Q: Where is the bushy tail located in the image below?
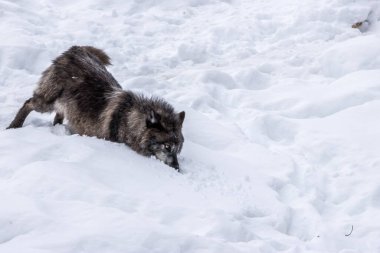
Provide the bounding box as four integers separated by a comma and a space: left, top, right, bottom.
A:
82, 46, 111, 66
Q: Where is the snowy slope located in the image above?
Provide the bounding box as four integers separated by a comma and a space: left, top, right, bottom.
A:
1, 0, 380, 252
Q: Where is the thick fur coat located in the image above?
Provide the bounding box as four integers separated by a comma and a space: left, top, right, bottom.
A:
7, 46, 185, 170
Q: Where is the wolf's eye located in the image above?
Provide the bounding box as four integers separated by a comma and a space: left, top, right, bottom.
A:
164, 144, 171, 152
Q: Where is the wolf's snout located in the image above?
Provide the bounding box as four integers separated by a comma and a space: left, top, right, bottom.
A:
170, 155, 180, 171
165, 154, 180, 171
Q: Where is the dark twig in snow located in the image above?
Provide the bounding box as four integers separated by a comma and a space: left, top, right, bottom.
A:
345, 225, 353, 237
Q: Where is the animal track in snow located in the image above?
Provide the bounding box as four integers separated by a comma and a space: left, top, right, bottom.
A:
177, 43, 208, 64
200, 70, 237, 90
234, 68, 271, 90
241, 115, 298, 145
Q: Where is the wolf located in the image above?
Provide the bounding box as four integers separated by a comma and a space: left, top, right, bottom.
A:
7, 46, 185, 171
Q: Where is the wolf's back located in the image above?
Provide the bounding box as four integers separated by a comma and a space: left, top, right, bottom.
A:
81, 46, 111, 66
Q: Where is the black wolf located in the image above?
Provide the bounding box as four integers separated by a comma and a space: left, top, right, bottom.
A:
7, 46, 185, 171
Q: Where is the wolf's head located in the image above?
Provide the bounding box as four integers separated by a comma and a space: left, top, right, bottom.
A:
145, 108, 185, 171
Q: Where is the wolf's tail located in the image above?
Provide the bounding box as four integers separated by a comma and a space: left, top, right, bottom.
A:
82, 46, 111, 66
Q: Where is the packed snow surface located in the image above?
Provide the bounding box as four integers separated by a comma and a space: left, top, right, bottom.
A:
1, 0, 380, 252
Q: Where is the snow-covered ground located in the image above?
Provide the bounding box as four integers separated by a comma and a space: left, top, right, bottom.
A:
1, 0, 380, 252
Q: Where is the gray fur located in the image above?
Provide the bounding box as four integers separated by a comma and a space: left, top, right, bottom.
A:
7, 46, 185, 171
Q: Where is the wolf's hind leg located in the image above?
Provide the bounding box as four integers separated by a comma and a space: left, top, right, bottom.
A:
7, 98, 34, 129
53, 113, 64, 125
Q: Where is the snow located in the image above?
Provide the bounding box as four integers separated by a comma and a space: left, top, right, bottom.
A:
1, 0, 380, 252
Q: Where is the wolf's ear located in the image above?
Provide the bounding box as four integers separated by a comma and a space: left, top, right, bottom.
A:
146, 110, 161, 127
178, 111, 185, 125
